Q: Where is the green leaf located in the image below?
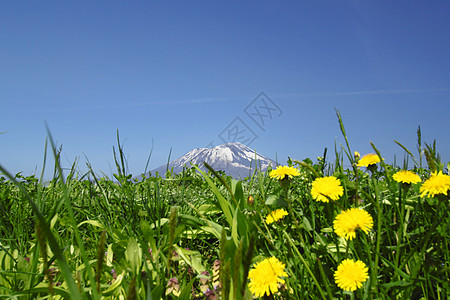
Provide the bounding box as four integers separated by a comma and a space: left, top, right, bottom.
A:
50, 213, 59, 230
197, 204, 220, 215
149, 218, 169, 229
301, 216, 313, 231
151, 284, 164, 300
174, 245, 206, 274
102, 271, 125, 296
380, 256, 411, 280
106, 244, 114, 267
200, 221, 224, 240
125, 237, 142, 275
23, 284, 72, 298
381, 280, 413, 288
195, 166, 233, 227
178, 277, 197, 300
231, 179, 245, 209
265, 194, 288, 206
77, 219, 104, 228
231, 206, 240, 246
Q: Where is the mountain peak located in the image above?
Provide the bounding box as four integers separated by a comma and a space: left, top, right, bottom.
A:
151, 142, 276, 178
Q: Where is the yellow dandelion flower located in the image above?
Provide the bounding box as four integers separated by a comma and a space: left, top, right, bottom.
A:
354, 151, 361, 159
356, 153, 381, 167
419, 171, 450, 198
333, 208, 373, 240
248, 256, 288, 298
334, 259, 369, 291
311, 176, 344, 202
269, 166, 300, 180
392, 170, 421, 184
266, 209, 289, 224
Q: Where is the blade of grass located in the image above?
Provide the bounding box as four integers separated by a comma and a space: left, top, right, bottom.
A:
335, 108, 356, 170
143, 138, 155, 176
45, 124, 100, 299
283, 230, 327, 300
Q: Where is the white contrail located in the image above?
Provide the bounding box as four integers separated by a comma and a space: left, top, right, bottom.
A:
128, 97, 228, 107
276, 88, 450, 98
11, 88, 449, 114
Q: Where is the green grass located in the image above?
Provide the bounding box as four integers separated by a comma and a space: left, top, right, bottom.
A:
0, 114, 449, 299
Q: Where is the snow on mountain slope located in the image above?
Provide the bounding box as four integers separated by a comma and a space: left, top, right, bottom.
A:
151, 142, 277, 178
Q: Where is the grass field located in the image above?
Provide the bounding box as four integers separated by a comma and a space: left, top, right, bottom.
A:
1, 113, 449, 299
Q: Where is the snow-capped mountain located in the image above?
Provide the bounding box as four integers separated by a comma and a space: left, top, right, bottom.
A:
151, 142, 277, 178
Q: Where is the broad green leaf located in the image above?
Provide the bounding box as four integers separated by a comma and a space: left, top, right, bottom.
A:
265, 194, 288, 207
195, 166, 233, 227
302, 216, 313, 231
149, 218, 169, 229
125, 237, 142, 275
231, 179, 244, 209
173, 245, 206, 274
106, 244, 114, 267
201, 220, 224, 239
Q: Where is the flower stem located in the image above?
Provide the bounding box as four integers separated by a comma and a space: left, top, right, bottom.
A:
317, 258, 334, 300
394, 184, 406, 276
371, 177, 382, 296
361, 233, 373, 300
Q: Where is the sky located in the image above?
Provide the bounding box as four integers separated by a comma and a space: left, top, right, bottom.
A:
1, 1, 449, 180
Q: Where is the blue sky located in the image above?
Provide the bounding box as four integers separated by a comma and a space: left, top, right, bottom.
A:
1, 1, 449, 180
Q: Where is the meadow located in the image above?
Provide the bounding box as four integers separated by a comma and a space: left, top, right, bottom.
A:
0, 113, 449, 299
